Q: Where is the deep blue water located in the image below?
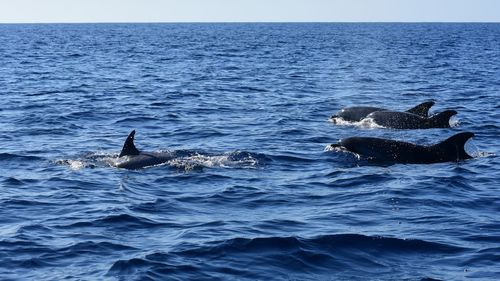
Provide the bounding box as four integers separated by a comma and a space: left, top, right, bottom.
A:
0, 23, 499, 280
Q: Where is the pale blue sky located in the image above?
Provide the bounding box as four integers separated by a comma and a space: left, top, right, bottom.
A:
0, 0, 499, 23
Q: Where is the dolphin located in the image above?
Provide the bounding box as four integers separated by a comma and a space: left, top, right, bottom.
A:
116, 130, 174, 169
331, 132, 474, 164
331, 101, 435, 122
365, 110, 457, 129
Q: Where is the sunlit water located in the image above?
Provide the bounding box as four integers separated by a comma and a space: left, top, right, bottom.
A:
1, 23, 499, 280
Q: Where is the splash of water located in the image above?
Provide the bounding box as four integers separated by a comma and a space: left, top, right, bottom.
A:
464, 139, 495, 158
449, 116, 460, 128
329, 117, 384, 129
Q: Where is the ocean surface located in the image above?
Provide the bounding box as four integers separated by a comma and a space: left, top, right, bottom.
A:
0, 23, 499, 280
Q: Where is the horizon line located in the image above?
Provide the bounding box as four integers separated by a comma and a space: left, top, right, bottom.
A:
1, 21, 500, 24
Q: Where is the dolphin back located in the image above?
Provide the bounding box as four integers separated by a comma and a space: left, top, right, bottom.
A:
116, 152, 173, 169
433, 132, 475, 161
337, 133, 475, 164
367, 111, 428, 129
332, 106, 385, 122
339, 136, 420, 162
406, 101, 435, 117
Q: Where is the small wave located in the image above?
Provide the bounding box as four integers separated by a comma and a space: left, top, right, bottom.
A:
1, 198, 52, 207
56, 241, 136, 254
62, 110, 96, 119
268, 153, 315, 163
63, 214, 170, 229
128, 198, 180, 213
0, 153, 42, 162
330, 174, 392, 187
114, 116, 159, 124
65, 53, 84, 58
107, 233, 466, 280
235, 85, 268, 93
108, 257, 205, 279
202, 186, 267, 205
149, 101, 175, 107
4, 256, 55, 269
1, 240, 135, 271
3, 177, 25, 186
3, 177, 38, 186
189, 233, 466, 256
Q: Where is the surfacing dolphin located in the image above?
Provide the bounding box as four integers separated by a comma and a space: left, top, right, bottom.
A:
116, 130, 174, 169
365, 110, 457, 129
331, 101, 435, 122
331, 132, 474, 164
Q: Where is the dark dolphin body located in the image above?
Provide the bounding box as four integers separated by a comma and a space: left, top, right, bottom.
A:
116, 130, 173, 169
331, 101, 435, 122
366, 110, 457, 129
332, 132, 474, 164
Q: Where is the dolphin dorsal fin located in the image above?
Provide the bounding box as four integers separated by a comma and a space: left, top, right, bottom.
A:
435, 132, 475, 160
429, 110, 457, 128
119, 130, 140, 157
406, 101, 435, 117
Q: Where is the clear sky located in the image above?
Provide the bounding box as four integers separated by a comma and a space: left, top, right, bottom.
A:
0, 0, 499, 23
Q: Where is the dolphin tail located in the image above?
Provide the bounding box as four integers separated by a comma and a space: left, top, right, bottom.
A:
406, 101, 435, 117
429, 110, 457, 128
119, 130, 140, 157
435, 132, 475, 160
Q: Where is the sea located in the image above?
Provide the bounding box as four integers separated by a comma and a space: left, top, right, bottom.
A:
0, 23, 499, 280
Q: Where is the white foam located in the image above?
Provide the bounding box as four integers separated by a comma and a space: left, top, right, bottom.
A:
168, 152, 259, 171
324, 144, 361, 159
56, 151, 120, 170
329, 117, 354, 126
324, 144, 341, 152
110, 155, 129, 168
55, 159, 85, 170
465, 140, 495, 158
358, 117, 385, 129
329, 117, 384, 129
449, 116, 460, 127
